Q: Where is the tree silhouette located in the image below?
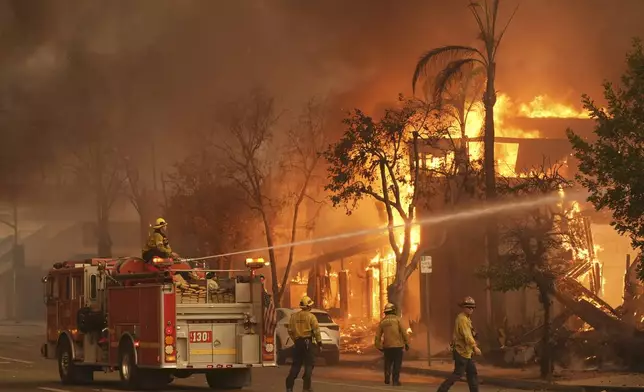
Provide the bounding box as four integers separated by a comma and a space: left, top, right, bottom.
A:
567, 39, 644, 279
324, 97, 435, 310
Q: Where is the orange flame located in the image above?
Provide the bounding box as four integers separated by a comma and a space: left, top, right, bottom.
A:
436, 94, 587, 177
365, 94, 588, 320
518, 95, 589, 119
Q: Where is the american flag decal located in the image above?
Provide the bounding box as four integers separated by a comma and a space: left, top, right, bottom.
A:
263, 290, 277, 337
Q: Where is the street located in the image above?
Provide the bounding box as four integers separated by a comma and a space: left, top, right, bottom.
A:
0, 323, 522, 392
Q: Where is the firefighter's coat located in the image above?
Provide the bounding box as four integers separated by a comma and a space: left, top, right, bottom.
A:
452, 312, 477, 359
143, 230, 172, 256
375, 314, 408, 349
287, 310, 321, 343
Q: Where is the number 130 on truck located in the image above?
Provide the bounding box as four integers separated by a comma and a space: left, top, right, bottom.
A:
40, 256, 276, 390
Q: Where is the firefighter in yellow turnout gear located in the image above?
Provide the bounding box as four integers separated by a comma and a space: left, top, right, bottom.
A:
374, 303, 409, 386
142, 218, 173, 263
285, 296, 321, 392
437, 296, 481, 392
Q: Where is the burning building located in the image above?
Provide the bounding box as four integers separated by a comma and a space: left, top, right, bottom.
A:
410, 94, 637, 358
278, 93, 637, 361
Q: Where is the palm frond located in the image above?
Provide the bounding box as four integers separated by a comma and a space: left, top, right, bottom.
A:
468, 1, 488, 42
494, 1, 521, 55
466, 64, 487, 83
412, 45, 486, 94
491, 0, 501, 34
432, 58, 485, 103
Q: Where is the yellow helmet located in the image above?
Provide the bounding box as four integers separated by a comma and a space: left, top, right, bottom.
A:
384, 303, 396, 314
153, 217, 168, 229
300, 296, 314, 309
460, 296, 476, 308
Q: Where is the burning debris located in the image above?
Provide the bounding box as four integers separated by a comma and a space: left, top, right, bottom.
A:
496, 255, 644, 371
339, 319, 378, 355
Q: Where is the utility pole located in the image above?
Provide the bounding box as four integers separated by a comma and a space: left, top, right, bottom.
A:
420, 255, 432, 366
379, 253, 385, 313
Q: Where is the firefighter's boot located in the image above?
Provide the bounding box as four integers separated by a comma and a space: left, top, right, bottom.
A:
384, 371, 391, 385
393, 381, 402, 387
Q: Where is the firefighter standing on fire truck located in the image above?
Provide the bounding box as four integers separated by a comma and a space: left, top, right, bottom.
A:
142, 218, 173, 263
285, 295, 321, 392
436, 296, 481, 392
375, 303, 409, 386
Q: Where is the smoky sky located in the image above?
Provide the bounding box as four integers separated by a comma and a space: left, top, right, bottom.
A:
1, 0, 643, 169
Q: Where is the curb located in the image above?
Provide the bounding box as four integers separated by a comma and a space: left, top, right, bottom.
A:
0, 323, 44, 327
340, 359, 588, 392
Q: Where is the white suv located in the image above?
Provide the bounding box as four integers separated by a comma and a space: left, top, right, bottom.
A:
275, 308, 340, 365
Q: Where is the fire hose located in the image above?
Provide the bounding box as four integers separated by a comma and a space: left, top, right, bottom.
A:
178, 223, 392, 263
178, 192, 566, 263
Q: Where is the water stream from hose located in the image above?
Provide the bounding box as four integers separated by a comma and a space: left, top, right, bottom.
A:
183, 190, 581, 262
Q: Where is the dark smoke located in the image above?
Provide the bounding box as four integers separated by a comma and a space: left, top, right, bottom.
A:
1, 0, 643, 179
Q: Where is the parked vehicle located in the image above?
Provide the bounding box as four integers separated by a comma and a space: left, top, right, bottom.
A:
275, 308, 340, 365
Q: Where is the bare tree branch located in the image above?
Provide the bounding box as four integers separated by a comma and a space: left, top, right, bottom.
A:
214, 88, 285, 305
278, 97, 329, 303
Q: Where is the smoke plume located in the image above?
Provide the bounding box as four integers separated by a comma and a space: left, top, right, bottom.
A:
1, 0, 643, 178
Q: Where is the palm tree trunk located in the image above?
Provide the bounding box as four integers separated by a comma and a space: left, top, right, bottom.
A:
484, 62, 501, 327
484, 64, 497, 200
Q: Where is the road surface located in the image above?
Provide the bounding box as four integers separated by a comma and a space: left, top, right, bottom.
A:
0, 322, 521, 392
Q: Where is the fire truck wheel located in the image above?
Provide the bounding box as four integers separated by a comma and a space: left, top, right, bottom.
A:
57, 338, 94, 385
118, 342, 142, 389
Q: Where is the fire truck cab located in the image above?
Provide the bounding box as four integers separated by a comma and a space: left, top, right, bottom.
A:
41, 257, 276, 390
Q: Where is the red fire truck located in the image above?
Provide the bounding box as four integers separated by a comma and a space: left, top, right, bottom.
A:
40, 256, 276, 389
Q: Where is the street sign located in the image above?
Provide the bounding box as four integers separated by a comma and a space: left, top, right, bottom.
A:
420, 256, 432, 274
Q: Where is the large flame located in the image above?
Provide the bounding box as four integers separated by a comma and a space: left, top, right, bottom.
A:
559, 188, 604, 299
434, 94, 588, 177
363, 94, 591, 321
519, 95, 589, 119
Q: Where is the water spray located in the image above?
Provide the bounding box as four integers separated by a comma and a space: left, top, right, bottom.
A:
181, 190, 583, 262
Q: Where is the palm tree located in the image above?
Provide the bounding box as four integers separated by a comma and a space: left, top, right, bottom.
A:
413, 0, 518, 197
438, 65, 485, 174
412, 0, 519, 326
